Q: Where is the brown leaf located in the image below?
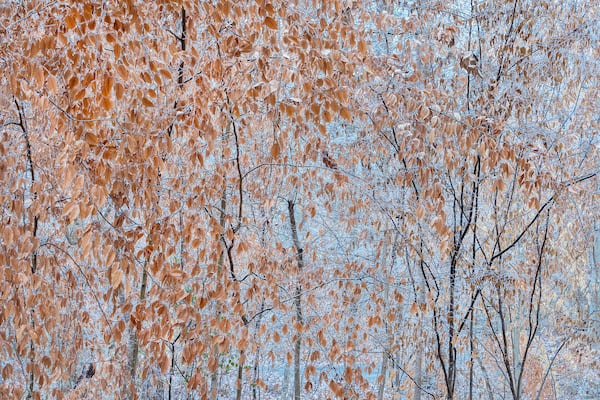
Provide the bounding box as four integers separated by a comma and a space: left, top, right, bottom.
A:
340, 107, 351, 121
416, 204, 425, 219
65, 15, 76, 30
141, 97, 154, 107
264, 16, 278, 29
322, 150, 338, 169
270, 141, 280, 159
460, 52, 482, 78
102, 76, 113, 97
84, 132, 99, 146
110, 269, 122, 290
358, 39, 367, 56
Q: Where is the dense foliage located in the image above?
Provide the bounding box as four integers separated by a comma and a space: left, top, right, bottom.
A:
0, 1, 598, 399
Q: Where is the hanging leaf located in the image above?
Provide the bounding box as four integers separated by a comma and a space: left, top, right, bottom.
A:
264, 16, 278, 29
141, 97, 154, 107
270, 140, 280, 158
111, 269, 122, 290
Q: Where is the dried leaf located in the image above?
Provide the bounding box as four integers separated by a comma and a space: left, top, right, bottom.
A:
141, 97, 154, 107
264, 16, 277, 29
111, 269, 122, 290
84, 132, 99, 146
270, 141, 280, 158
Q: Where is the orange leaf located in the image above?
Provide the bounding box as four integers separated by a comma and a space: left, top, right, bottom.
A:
160, 353, 170, 373
117, 64, 128, 80
101, 96, 112, 111
85, 132, 99, 146
111, 269, 122, 290
416, 204, 425, 219
340, 107, 351, 121
106, 246, 116, 266
114, 43, 122, 59
329, 380, 344, 397
74, 89, 86, 101
310, 350, 320, 362
115, 83, 124, 100
318, 330, 327, 347
264, 16, 277, 29
270, 141, 280, 158
410, 302, 418, 314
159, 69, 172, 79
65, 15, 76, 30
47, 75, 57, 93
208, 356, 218, 372
34, 66, 44, 88
141, 97, 154, 107
358, 39, 367, 56
102, 76, 113, 97
141, 72, 152, 84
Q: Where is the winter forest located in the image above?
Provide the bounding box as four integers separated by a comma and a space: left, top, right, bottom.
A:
0, 0, 599, 399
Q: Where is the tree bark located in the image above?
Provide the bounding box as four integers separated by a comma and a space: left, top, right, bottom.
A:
287, 200, 304, 400
282, 363, 290, 400
377, 350, 388, 400
378, 235, 398, 400
476, 352, 494, 400
252, 301, 265, 400
15, 99, 38, 400
235, 350, 245, 400
413, 335, 423, 400
210, 189, 228, 400
129, 262, 148, 399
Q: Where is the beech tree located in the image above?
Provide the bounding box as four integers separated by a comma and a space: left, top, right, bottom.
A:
0, 1, 598, 399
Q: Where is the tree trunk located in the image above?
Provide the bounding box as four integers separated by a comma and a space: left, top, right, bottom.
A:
413, 253, 426, 400
293, 326, 302, 400
210, 185, 228, 400
413, 342, 423, 400
378, 236, 397, 400
15, 99, 38, 400
512, 325, 521, 387
287, 200, 304, 400
468, 306, 474, 400
476, 352, 494, 400
250, 300, 266, 400
282, 362, 290, 400
235, 350, 245, 400
592, 222, 599, 318
129, 263, 148, 399
377, 351, 388, 400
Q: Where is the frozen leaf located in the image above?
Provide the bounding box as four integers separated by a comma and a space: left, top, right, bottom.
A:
264, 16, 277, 29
